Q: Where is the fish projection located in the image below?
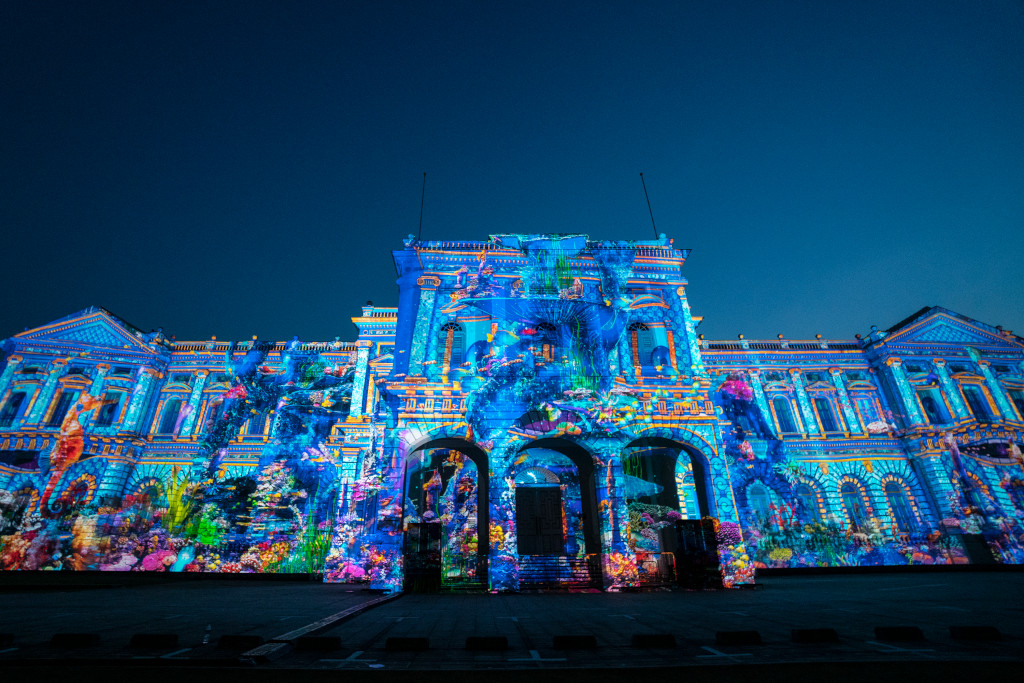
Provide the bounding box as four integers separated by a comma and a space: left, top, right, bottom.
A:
2, 234, 1023, 587
0, 338, 356, 574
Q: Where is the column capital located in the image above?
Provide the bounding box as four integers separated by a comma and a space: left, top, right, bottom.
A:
885, 357, 903, 368
788, 368, 803, 377
978, 359, 991, 369
195, 369, 210, 378
94, 364, 111, 374
6, 355, 23, 365
828, 367, 843, 376
932, 358, 947, 368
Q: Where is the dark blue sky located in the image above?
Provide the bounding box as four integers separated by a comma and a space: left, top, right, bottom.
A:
2, 1, 1022, 343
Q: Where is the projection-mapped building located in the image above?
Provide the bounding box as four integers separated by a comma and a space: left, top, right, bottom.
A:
1, 234, 1023, 589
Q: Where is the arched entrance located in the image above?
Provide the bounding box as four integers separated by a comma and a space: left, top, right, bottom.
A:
402, 438, 488, 591
621, 437, 717, 587
512, 438, 602, 588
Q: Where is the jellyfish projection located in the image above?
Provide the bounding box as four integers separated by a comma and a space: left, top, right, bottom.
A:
2, 235, 1020, 579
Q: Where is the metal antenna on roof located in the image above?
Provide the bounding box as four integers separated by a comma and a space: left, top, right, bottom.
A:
640, 172, 658, 239
417, 172, 426, 241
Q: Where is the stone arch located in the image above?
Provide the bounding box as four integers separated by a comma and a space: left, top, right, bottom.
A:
878, 472, 922, 533
125, 463, 174, 496
402, 435, 490, 586
793, 476, 828, 523
513, 436, 602, 559
836, 474, 874, 525
624, 426, 721, 519
129, 476, 166, 503
58, 472, 97, 508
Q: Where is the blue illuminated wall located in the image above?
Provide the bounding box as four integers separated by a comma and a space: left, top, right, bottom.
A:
1, 235, 1023, 588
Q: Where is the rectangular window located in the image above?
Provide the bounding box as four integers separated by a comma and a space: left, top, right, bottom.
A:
95, 393, 121, 427
46, 391, 77, 428
962, 385, 992, 421
917, 388, 950, 425
813, 397, 839, 432
0, 392, 27, 428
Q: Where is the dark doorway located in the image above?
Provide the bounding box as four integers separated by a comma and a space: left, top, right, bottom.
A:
515, 486, 563, 555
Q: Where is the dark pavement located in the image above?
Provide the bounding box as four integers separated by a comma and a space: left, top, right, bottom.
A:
1, 570, 1022, 680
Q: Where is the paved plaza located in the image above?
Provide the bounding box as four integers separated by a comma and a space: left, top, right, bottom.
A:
0, 569, 1022, 680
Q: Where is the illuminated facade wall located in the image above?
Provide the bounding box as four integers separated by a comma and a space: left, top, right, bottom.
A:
1, 233, 1023, 589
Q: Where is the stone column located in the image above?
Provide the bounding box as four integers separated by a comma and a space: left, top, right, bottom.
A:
932, 359, 968, 420
678, 291, 705, 375
884, 358, 925, 426
829, 368, 861, 433
349, 341, 372, 418
978, 361, 1017, 420
25, 359, 68, 423
748, 370, 776, 437
789, 369, 820, 436
122, 368, 160, 433
0, 355, 23, 400
408, 277, 439, 375
177, 370, 208, 437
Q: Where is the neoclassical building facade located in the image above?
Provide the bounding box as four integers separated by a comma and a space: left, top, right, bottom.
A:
1, 233, 1022, 588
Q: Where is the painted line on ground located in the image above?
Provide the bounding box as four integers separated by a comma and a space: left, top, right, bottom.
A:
242, 591, 403, 661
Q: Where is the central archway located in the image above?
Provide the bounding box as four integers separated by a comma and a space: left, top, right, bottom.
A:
512, 437, 602, 588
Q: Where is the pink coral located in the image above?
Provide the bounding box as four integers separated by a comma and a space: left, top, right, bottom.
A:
140, 549, 176, 571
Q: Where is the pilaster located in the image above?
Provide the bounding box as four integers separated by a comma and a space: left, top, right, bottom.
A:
122, 368, 160, 433
349, 341, 372, 418
25, 359, 69, 423
178, 370, 208, 437
829, 368, 861, 433
932, 359, 968, 420
884, 358, 925, 426
408, 277, 439, 375
978, 360, 1017, 421
0, 355, 23, 399
748, 370, 776, 437
789, 369, 820, 436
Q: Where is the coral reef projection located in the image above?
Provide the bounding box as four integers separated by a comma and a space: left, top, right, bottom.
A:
1, 233, 1023, 589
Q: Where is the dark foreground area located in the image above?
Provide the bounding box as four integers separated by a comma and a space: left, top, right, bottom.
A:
1, 570, 1022, 681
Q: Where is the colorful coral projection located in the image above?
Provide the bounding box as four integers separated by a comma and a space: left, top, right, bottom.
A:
1, 234, 1023, 589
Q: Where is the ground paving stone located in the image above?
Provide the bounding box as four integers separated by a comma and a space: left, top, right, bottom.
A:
0, 571, 1021, 677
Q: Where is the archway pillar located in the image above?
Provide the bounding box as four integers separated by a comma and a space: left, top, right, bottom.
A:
598, 453, 639, 588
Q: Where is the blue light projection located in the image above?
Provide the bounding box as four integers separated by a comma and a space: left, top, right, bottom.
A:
1, 235, 1023, 589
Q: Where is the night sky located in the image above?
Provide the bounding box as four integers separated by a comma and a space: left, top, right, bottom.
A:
2, 1, 1022, 345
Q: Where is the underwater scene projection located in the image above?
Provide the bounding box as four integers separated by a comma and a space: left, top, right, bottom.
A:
0, 339, 356, 574
2, 233, 1023, 589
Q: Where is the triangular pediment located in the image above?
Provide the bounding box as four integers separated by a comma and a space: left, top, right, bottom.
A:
13, 307, 152, 352
885, 307, 1014, 349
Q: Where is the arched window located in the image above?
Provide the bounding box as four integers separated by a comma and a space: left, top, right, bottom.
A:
628, 322, 654, 366
840, 482, 866, 526
0, 391, 27, 428
795, 484, 821, 523
747, 482, 773, 519
814, 397, 839, 432
438, 322, 465, 368
884, 481, 916, 532
773, 397, 797, 433
962, 385, 992, 420
157, 398, 183, 434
